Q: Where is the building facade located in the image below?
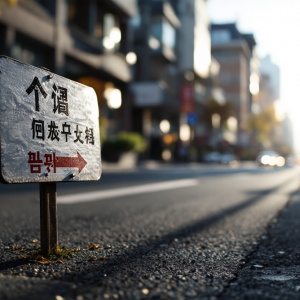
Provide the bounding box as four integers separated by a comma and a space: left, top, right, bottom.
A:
211, 23, 258, 152
130, 0, 217, 161
130, 0, 181, 160
0, 0, 137, 139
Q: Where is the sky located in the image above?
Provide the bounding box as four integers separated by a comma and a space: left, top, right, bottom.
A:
207, 0, 300, 152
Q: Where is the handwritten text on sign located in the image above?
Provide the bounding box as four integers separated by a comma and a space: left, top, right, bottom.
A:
0, 56, 101, 184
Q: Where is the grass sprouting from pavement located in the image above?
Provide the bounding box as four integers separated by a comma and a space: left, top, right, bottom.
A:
49, 245, 76, 259
18, 245, 76, 262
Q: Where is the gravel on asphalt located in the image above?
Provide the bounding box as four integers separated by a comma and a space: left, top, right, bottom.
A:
0, 167, 299, 299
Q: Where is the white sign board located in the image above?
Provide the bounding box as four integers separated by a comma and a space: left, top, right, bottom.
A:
0, 56, 101, 184
131, 82, 163, 106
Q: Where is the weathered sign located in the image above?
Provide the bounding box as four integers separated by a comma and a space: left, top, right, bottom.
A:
0, 56, 101, 184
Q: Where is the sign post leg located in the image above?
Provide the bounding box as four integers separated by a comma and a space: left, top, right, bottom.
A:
39, 182, 58, 257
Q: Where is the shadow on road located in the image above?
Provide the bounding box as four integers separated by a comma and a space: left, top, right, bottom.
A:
0, 175, 296, 285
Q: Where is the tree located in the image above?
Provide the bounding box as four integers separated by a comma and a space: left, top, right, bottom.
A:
247, 105, 278, 146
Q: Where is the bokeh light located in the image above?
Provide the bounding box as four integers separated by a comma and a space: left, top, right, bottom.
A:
162, 149, 172, 161
160, 120, 170, 134
126, 52, 137, 65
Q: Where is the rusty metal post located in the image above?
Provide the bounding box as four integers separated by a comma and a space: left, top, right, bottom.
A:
39, 183, 58, 256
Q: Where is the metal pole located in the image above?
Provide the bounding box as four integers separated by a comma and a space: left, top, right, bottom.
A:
39, 182, 58, 256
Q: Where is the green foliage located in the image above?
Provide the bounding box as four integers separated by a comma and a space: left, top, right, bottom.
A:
117, 131, 147, 153
102, 131, 147, 162
247, 105, 279, 144
50, 246, 76, 258
99, 117, 108, 144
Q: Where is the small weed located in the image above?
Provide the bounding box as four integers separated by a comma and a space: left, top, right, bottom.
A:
18, 245, 76, 262
49, 246, 76, 259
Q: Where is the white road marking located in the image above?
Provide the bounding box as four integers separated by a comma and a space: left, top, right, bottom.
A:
57, 179, 199, 204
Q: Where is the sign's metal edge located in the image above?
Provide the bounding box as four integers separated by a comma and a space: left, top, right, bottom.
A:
0, 56, 102, 184
0, 169, 102, 184
0, 63, 8, 184
0, 142, 9, 184
0, 56, 91, 90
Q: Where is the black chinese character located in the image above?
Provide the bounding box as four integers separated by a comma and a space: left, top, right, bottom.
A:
61, 122, 71, 142
74, 125, 83, 144
32, 119, 45, 140
85, 127, 94, 145
52, 84, 69, 116
26, 77, 47, 112
48, 121, 60, 141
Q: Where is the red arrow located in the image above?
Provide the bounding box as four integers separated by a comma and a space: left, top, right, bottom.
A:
55, 152, 87, 174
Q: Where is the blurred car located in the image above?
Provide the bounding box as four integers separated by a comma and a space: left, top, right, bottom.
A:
256, 151, 285, 167
219, 154, 238, 165
203, 152, 220, 163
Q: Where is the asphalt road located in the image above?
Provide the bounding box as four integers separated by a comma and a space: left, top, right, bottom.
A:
0, 163, 299, 300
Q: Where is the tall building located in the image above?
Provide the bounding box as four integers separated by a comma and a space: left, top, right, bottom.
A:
211, 23, 258, 150
282, 116, 294, 154
130, 0, 217, 161
258, 55, 280, 113
176, 0, 211, 79
260, 55, 280, 100
176, 0, 230, 158
130, 0, 181, 160
0, 0, 137, 137
259, 55, 293, 154
258, 74, 275, 109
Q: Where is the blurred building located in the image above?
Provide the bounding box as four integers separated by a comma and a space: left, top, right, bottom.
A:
260, 55, 280, 100
176, 0, 216, 160
282, 116, 294, 153
130, 0, 216, 161
211, 23, 258, 151
259, 55, 293, 154
130, 0, 181, 160
258, 55, 280, 110
259, 74, 275, 109
176, 0, 211, 79
0, 0, 137, 137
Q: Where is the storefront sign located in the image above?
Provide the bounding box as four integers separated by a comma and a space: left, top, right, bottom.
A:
180, 83, 194, 113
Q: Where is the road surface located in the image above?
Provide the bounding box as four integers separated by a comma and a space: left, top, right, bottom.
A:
0, 163, 299, 299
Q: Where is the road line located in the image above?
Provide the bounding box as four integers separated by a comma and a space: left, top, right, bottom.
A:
57, 178, 199, 204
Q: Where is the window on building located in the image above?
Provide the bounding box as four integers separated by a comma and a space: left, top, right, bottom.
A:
92, 3, 121, 52
68, 0, 89, 33
102, 13, 121, 52
32, 0, 56, 16
151, 16, 163, 42
11, 33, 51, 68
162, 18, 176, 49
211, 29, 231, 45
213, 50, 237, 59
130, 7, 141, 28
94, 9, 103, 39
150, 16, 176, 51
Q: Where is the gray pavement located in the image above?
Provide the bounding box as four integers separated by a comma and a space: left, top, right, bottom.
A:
0, 164, 299, 299
222, 182, 300, 300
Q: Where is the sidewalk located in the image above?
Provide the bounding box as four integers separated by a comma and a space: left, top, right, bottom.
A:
221, 186, 300, 299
